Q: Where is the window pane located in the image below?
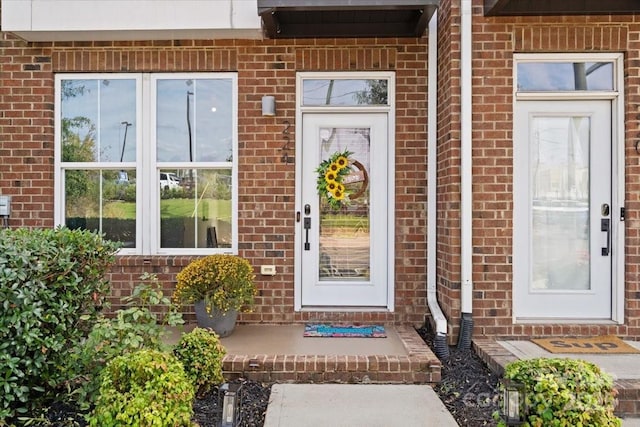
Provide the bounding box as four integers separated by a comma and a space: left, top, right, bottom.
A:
318, 127, 371, 281
61, 79, 137, 162
303, 79, 388, 106
531, 116, 590, 291
159, 169, 232, 249
64, 169, 137, 248
156, 79, 233, 162
517, 62, 613, 91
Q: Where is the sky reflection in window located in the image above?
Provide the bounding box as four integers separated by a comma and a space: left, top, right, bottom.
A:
156, 78, 233, 163
517, 62, 613, 91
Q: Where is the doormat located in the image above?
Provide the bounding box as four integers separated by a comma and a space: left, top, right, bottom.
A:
531, 336, 640, 354
303, 324, 386, 338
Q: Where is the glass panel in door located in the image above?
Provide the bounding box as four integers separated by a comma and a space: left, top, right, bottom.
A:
531, 116, 590, 291
319, 127, 371, 282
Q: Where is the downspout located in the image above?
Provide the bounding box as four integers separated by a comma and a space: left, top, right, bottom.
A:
427, 9, 450, 359
457, 0, 474, 350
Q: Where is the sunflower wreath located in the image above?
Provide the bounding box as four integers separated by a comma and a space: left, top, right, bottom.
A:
316, 149, 353, 210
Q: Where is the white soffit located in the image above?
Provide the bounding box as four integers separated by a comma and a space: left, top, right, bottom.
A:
1, 0, 262, 41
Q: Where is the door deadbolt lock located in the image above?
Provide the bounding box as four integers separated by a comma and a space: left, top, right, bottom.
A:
601, 203, 610, 216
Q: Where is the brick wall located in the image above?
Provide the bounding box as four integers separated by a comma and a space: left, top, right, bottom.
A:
435, 0, 464, 342
0, 34, 55, 228
0, 32, 430, 325
437, 0, 640, 340
6, 0, 637, 338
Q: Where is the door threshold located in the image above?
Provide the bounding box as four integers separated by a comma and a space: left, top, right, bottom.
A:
514, 317, 617, 324
299, 306, 391, 312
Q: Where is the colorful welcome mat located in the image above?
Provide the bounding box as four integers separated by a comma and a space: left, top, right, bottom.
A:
304, 324, 386, 338
532, 336, 640, 354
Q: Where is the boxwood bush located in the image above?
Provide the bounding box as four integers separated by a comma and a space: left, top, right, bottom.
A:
89, 349, 195, 426
0, 227, 119, 421
174, 327, 227, 396
499, 358, 621, 427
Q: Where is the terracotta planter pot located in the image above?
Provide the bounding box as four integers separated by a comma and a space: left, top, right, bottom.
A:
194, 300, 238, 337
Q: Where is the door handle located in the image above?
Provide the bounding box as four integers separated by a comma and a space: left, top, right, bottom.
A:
304, 217, 311, 251
601, 218, 610, 256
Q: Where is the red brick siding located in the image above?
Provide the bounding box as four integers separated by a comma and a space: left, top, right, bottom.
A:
0, 34, 429, 325
0, 35, 55, 228
436, 0, 464, 342
436, 0, 640, 340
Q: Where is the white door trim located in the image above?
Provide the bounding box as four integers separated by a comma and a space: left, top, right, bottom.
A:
293, 72, 395, 311
512, 53, 625, 323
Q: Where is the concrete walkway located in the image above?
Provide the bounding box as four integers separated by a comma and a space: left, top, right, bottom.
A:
264, 384, 458, 427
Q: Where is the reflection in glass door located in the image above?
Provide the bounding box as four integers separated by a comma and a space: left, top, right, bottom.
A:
318, 127, 371, 281
531, 116, 590, 292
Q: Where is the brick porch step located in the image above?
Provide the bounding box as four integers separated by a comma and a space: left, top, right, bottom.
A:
615, 379, 640, 418
221, 325, 442, 384
474, 338, 640, 418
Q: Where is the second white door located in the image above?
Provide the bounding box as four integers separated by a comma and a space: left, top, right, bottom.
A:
514, 100, 613, 319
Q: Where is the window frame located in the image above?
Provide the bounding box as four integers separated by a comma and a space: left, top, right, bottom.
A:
54, 72, 238, 256
513, 52, 622, 99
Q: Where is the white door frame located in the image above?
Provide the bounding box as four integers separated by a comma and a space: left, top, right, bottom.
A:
293, 71, 396, 311
512, 53, 625, 323
514, 100, 612, 319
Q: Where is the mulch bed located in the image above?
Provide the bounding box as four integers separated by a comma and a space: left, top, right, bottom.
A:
33, 324, 501, 426
192, 379, 271, 427
417, 325, 501, 427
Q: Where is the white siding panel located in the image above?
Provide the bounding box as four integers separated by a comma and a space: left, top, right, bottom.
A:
1, 0, 262, 41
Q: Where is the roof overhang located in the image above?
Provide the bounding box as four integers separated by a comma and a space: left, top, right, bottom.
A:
258, 0, 439, 39
485, 0, 640, 16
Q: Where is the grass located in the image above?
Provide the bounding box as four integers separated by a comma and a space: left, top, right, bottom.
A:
102, 198, 231, 220
103, 200, 136, 219
321, 213, 369, 229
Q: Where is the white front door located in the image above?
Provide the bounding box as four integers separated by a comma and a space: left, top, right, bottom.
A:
299, 113, 389, 307
514, 100, 612, 319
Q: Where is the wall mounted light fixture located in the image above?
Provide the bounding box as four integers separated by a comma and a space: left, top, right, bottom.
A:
262, 95, 276, 116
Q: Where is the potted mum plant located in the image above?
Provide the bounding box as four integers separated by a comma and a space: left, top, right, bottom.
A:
173, 254, 256, 337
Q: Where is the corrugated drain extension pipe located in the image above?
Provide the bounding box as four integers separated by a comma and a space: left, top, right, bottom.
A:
427, 10, 449, 360
457, 0, 474, 350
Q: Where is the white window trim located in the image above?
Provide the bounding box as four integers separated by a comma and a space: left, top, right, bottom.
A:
293, 71, 396, 312
55, 72, 238, 256
512, 53, 625, 324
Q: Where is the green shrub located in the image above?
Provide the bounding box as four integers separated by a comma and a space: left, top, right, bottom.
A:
174, 327, 227, 395
89, 349, 195, 426
498, 358, 621, 427
160, 187, 192, 200
72, 273, 184, 408
0, 227, 119, 421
